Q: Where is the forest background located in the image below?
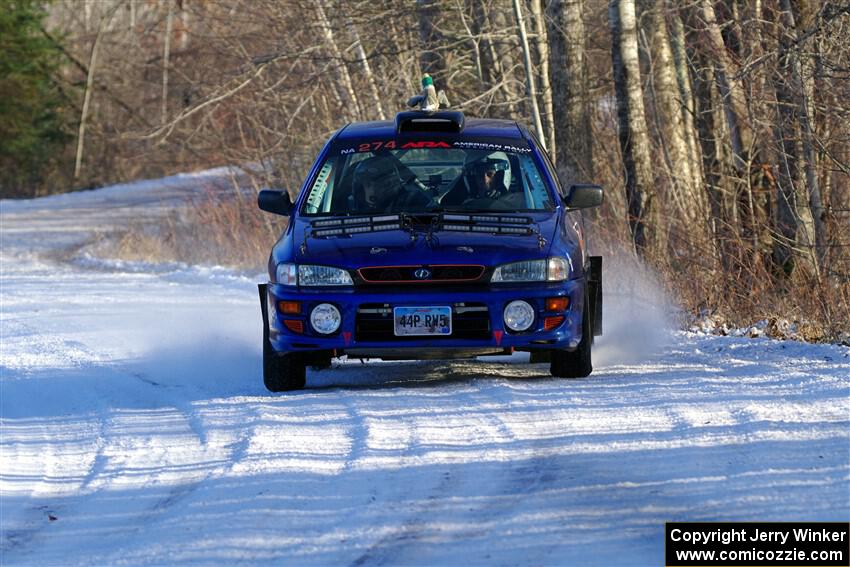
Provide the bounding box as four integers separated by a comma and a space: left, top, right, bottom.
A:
1, 0, 848, 339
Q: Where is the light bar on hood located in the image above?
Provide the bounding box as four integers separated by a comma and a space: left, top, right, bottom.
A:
311, 214, 402, 237
439, 213, 534, 235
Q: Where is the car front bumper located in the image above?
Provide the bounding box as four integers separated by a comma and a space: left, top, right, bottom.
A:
262, 280, 586, 357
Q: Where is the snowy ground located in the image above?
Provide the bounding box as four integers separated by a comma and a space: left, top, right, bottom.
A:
1, 173, 848, 566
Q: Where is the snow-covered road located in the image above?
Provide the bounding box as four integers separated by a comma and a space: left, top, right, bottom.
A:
2, 174, 848, 566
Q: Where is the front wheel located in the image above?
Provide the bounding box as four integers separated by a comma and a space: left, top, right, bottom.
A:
549, 291, 593, 378
259, 283, 306, 392
263, 349, 307, 392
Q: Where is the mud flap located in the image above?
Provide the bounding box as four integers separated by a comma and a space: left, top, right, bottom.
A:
588, 256, 602, 336
529, 351, 552, 363
258, 283, 271, 352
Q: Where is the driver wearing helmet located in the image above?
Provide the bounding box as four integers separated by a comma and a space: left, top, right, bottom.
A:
352, 156, 433, 212
440, 151, 510, 207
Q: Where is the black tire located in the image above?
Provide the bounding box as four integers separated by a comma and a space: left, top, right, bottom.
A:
550, 288, 593, 378
263, 335, 306, 392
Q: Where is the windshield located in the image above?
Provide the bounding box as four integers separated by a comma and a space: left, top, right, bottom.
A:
301, 146, 554, 216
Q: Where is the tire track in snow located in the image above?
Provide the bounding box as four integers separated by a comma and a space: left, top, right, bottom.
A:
347, 373, 541, 566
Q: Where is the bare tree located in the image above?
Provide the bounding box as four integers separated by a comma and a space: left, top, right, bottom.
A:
417, 0, 446, 78
648, 0, 706, 228
73, 4, 120, 179
347, 16, 386, 121
776, 0, 828, 273
610, 0, 655, 254
697, 0, 764, 264
489, 1, 523, 116
547, 0, 592, 180
315, 0, 361, 122
161, 0, 175, 124
667, 4, 703, 208
511, 0, 545, 143
530, 0, 556, 154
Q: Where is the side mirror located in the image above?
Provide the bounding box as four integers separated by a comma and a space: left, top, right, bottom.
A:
565, 184, 603, 209
258, 189, 293, 216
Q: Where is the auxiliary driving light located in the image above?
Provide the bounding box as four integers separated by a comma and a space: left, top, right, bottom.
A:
310, 303, 341, 334
503, 300, 535, 332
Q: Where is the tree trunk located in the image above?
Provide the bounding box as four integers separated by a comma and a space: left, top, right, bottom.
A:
698, 0, 761, 262
772, 0, 826, 276
469, 0, 499, 90
75, 14, 107, 179
547, 0, 592, 181
668, 5, 703, 197
347, 16, 385, 121
610, 0, 655, 255
315, 0, 361, 122
650, 0, 706, 226
691, 42, 730, 273
772, 70, 802, 277
416, 0, 446, 78
162, 0, 174, 124
490, 2, 522, 116
511, 0, 545, 144
530, 0, 556, 155
782, 0, 827, 273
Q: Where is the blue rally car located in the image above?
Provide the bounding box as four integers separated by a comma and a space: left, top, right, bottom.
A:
257, 110, 602, 391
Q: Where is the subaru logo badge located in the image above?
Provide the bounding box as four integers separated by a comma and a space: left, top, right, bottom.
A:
413, 268, 432, 280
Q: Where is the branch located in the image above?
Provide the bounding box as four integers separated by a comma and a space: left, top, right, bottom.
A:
139, 62, 271, 143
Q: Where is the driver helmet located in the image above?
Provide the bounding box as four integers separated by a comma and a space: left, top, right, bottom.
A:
353, 157, 399, 208
466, 151, 510, 193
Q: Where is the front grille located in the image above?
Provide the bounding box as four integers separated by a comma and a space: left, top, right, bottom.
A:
358, 265, 485, 283
355, 303, 491, 341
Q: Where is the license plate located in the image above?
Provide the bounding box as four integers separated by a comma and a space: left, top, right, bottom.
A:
393, 306, 452, 336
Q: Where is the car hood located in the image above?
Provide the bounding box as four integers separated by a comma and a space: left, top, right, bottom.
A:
291, 213, 560, 269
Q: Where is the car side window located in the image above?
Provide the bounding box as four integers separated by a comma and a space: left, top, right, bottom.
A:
304, 158, 337, 214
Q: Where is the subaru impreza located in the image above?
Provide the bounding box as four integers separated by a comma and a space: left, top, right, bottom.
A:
258, 110, 602, 391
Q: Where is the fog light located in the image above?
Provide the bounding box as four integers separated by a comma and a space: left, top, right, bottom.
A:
503, 300, 534, 332
310, 303, 341, 334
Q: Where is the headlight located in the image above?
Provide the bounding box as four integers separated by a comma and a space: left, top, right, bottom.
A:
491, 259, 546, 282
298, 265, 353, 286
275, 263, 353, 286
276, 263, 297, 285
491, 257, 570, 282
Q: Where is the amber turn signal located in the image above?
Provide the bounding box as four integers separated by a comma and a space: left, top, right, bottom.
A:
283, 319, 304, 333
279, 301, 301, 314
545, 297, 569, 312
544, 316, 565, 331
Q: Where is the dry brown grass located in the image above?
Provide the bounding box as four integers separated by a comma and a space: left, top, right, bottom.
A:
103, 183, 849, 344
585, 210, 850, 343
97, 187, 287, 271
